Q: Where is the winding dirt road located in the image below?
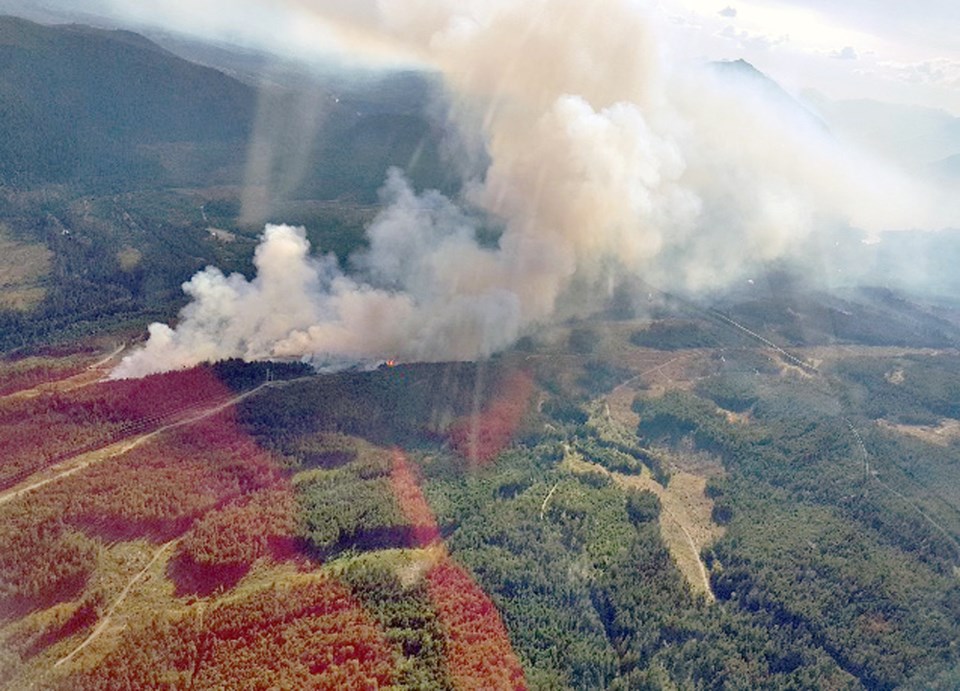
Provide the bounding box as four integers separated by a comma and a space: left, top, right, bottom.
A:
54, 540, 176, 668
1, 343, 127, 402
0, 379, 294, 507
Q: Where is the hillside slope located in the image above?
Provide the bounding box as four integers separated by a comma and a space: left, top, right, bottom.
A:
0, 16, 255, 187
0, 16, 454, 197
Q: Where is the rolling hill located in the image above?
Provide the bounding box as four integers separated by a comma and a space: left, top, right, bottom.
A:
0, 16, 255, 187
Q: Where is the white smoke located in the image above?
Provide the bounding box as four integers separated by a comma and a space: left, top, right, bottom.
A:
112, 173, 527, 378
113, 0, 956, 378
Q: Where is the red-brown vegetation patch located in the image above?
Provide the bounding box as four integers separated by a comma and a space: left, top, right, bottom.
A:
55, 410, 283, 542
390, 450, 440, 547
170, 487, 301, 596
0, 403, 287, 622
0, 366, 235, 491
67, 577, 396, 689
70, 366, 234, 425
166, 556, 251, 599
0, 397, 127, 491
7, 598, 100, 659
1, 405, 283, 545
448, 371, 534, 466
426, 558, 527, 690
0, 514, 97, 619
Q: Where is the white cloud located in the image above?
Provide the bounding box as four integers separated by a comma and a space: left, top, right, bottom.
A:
717, 23, 787, 51
868, 58, 960, 88
661, 0, 960, 112
718, 6, 737, 18
765, 0, 960, 59
830, 46, 858, 60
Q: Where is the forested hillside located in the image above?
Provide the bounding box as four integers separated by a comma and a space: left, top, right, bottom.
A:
0, 16, 253, 187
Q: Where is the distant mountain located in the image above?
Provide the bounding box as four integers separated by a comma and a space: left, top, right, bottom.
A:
802, 91, 960, 169
711, 59, 795, 102
711, 65, 960, 172
710, 59, 825, 130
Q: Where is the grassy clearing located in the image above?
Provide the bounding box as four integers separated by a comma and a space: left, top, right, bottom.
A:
878, 417, 960, 447
0, 223, 52, 311
322, 545, 447, 587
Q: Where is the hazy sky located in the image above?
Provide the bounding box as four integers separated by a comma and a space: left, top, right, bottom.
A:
5, 0, 960, 113
663, 0, 960, 112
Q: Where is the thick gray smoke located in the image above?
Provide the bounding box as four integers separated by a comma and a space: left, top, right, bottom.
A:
112, 0, 955, 378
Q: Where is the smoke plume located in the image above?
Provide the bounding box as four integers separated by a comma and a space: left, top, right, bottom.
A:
113, 0, 954, 378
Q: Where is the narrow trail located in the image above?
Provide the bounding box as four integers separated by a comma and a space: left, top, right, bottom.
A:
539, 481, 560, 520
874, 473, 960, 560
86, 343, 127, 371
0, 379, 298, 507
609, 355, 685, 400
604, 354, 693, 431
562, 446, 720, 601
845, 417, 960, 560
624, 470, 720, 602
658, 504, 715, 601
706, 309, 817, 373
1, 343, 126, 402
591, 364, 720, 600
55, 540, 175, 668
